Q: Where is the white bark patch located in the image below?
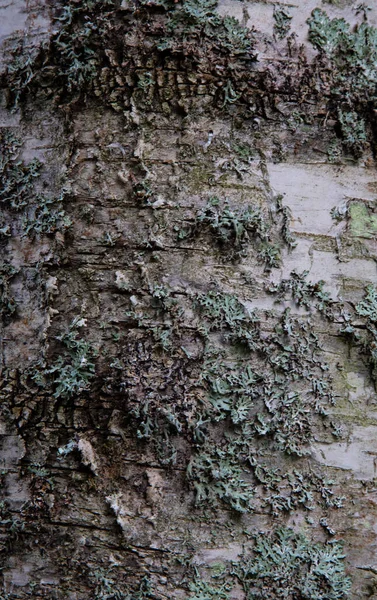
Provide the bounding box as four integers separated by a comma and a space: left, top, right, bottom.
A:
77, 439, 99, 476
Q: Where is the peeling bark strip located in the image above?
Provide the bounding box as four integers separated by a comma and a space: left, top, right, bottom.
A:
1, 0, 377, 597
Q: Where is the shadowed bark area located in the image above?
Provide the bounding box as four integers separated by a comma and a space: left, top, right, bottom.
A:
1, 1, 377, 598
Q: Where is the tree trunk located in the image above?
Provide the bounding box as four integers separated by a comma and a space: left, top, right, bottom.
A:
1, 0, 377, 598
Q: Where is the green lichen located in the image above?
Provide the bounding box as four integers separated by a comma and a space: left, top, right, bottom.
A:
273, 6, 292, 40
22, 191, 71, 238
330, 202, 349, 222
4, 0, 115, 107
195, 290, 252, 333
0, 0, 361, 593
157, 0, 255, 57
112, 271, 340, 513
255, 466, 344, 515
3, 0, 255, 112
177, 197, 273, 264
337, 110, 367, 156
339, 285, 377, 386
308, 8, 377, 155
348, 202, 377, 239
236, 528, 351, 600
189, 283, 339, 508
0, 130, 42, 210
187, 441, 254, 513
92, 570, 157, 599
178, 196, 295, 268
0, 130, 70, 238
3, 39, 40, 110
189, 576, 231, 599
0, 263, 18, 322
308, 9, 350, 54
356, 285, 377, 321
203, 361, 259, 425
266, 271, 333, 317
47, 317, 97, 398
353, 285, 377, 384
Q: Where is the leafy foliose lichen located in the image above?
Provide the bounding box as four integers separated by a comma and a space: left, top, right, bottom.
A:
188, 283, 339, 507
178, 197, 269, 260
47, 317, 97, 398
0, 263, 18, 322
254, 467, 344, 516
352, 285, 377, 384
3, 38, 41, 110
3, 0, 116, 108
156, 0, 256, 57
356, 284, 377, 322
266, 270, 334, 317
91, 569, 157, 599
337, 109, 367, 156
195, 290, 263, 351
187, 441, 254, 513
188, 576, 231, 599
307, 9, 350, 55
0, 130, 70, 238
178, 196, 294, 268
3, 0, 256, 111
21, 191, 72, 239
307, 8, 377, 155
273, 6, 292, 40
113, 272, 340, 511
195, 290, 252, 332
0, 130, 42, 210
338, 285, 377, 386
236, 528, 351, 600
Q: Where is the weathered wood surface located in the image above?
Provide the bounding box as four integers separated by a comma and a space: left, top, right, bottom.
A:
1, 0, 377, 598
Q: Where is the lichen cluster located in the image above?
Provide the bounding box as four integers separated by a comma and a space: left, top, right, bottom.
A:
2, 0, 376, 597
0, 129, 70, 242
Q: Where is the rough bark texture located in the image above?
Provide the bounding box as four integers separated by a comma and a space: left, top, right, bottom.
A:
2, 0, 377, 598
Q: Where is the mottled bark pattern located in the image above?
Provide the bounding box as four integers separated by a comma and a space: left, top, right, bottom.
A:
1, 1, 377, 598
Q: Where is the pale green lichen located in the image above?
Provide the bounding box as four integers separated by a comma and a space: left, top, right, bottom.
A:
308, 8, 377, 155
177, 197, 274, 264
189, 576, 231, 600
273, 5, 292, 39
236, 528, 351, 600
0, 129, 70, 237
47, 317, 97, 398
0, 262, 18, 321
348, 202, 377, 239
0, 130, 42, 210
